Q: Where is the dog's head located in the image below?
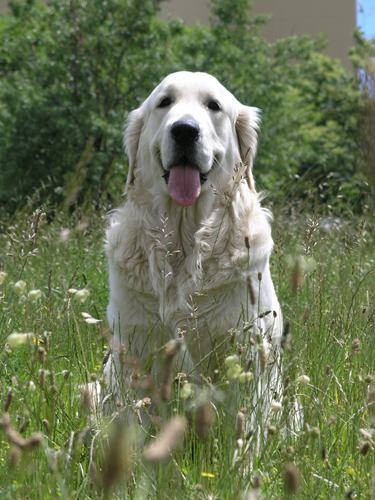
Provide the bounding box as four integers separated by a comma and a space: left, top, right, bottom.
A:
125, 71, 260, 206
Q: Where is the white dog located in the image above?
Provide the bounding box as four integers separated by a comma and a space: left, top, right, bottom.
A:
104, 72, 293, 436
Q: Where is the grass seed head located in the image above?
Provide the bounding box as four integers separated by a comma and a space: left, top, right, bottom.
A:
359, 441, 371, 455
191, 402, 215, 440
284, 462, 301, 494
161, 339, 181, 401
352, 338, 361, 354
246, 276, 256, 306
4, 389, 12, 412
144, 416, 187, 463
235, 411, 245, 439
93, 421, 131, 493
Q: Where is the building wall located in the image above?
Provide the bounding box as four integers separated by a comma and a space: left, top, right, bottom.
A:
160, 0, 356, 68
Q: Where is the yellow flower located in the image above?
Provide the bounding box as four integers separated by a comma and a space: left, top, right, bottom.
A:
201, 471, 215, 478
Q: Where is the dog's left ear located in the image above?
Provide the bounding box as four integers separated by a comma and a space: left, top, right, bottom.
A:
124, 107, 144, 190
235, 106, 260, 191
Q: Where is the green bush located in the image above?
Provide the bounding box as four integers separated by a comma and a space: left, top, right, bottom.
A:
0, 0, 372, 213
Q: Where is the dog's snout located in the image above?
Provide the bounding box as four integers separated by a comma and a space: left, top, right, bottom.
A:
170, 119, 200, 144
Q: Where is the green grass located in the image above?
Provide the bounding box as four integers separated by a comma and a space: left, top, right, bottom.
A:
0, 206, 374, 499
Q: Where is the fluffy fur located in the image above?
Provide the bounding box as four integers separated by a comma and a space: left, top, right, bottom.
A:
104, 72, 293, 434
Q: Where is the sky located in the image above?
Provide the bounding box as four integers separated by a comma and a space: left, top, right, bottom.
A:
357, 0, 375, 39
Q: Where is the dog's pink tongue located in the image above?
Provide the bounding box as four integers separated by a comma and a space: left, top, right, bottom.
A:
167, 165, 201, 206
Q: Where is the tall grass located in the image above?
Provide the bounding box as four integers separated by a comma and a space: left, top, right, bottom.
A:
0, 205, 373, 498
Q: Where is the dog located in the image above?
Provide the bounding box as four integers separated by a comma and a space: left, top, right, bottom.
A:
104, 72, 297, 439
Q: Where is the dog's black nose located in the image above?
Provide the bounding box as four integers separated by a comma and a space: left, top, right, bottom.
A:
170, 119, 200, 144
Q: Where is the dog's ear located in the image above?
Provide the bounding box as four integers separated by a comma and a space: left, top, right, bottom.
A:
235, 106, 260, 191
124, 107, 144, 189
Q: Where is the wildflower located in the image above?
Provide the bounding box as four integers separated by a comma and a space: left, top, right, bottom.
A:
0, 271, 7, 285
6, 332, 34, 347
226, 363, 243, 380
201, 471, 216, 478
180, 382, 193, 400
224, 354, 240, 367
14, 280, 27, 294
271, 401, 282, 413
27, 381, 36, 392
59, 228, 70, 242
74, 288, 90, 304
28, 289, 42, 301
134, 399, 145, 410
297, 375, 310, 385
238, 371, 254, 383
81, 312, 102, 324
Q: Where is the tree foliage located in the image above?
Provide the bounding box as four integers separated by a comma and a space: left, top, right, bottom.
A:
0, 0, 372, 213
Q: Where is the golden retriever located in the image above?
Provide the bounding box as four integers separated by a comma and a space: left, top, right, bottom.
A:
103, 72, 297, 436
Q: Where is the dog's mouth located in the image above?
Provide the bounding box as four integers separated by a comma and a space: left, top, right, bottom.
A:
163, 164, 202, 207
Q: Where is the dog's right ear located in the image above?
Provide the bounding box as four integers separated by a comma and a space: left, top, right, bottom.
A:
124, 107, 144, 190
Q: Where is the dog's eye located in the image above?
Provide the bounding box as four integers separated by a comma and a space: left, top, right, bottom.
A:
207, 100, 221, 112
157, 96, 172, 108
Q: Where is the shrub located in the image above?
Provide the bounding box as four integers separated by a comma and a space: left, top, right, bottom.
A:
0, 0, 372, 213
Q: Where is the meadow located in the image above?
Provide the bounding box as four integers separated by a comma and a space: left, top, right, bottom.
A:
0, 202, 373, 499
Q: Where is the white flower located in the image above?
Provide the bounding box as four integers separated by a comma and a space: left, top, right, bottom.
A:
224, 355, 240, 367
59, 228, 70, 242
14, 280, 27, 294
74, 288, 90, 303
81, 312, 101, 324
297, 375, 310, 385
271, 401, 283, 413
180, 383, 193, 400
67, 288, 78, 295
134, 399, 145, 409
226, 364, 243, 380
27, 381, 36, 392
28, 289, 42, 301
6, 332, 34, 347
238, 371, 254, 383
0, 271, 7, 285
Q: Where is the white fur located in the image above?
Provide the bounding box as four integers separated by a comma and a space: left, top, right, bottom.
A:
104, 72, 294, 435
